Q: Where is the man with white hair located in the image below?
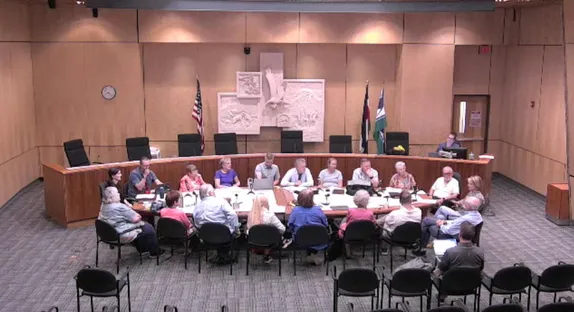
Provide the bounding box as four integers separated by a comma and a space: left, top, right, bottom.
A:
193, 184, 240, 264
280, 158, 314, 187
429, 166, 459, 206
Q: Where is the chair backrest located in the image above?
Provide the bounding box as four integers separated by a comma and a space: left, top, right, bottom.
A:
198, 222, 233, 245
281, 130, 304, 153
164, 305, 179, 312
41, 307, 59, 312
99, 182, 107, 201
126, 137, 151, 161
329, 135, 352, 153
390, 268, 431, 293
63, 139, 91, 167
95, 219, 120, 243
102, 306, 119, 312
214, 133, 238, 155
390, 222, 422, 244
337, 268, 379, 293
248, 224, 282, 247
453, 172, 462, 189
540, 263, 574, 289
75, 267, 118, 294
481, 304, 523, 312
385, 132, 409, 155
439, 267, 482, 295
157, 217, 188, 239
473, 222, 483, 246
294, 224, 329, 247
537, 302, 574, 312
343, 220, 377, 242
178, 133, 202, 157
491, 265, 531, 291
427, 308, 467, 312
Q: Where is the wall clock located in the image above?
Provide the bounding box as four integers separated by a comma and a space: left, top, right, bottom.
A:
101, 85, 117, 100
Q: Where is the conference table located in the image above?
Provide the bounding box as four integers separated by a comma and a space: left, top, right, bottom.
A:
42, 153, 493, 228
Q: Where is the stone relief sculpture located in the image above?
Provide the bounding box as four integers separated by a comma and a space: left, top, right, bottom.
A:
218, 52, 325, 141
236, 72, 262, 98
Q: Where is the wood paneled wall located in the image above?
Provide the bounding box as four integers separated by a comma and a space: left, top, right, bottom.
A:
563, 0, 574, 217
0, 0, 39, 208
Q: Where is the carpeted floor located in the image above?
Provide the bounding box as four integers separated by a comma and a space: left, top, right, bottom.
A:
0, 174, 573, 312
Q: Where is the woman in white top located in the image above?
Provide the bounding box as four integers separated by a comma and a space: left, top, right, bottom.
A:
318, 157, 343, 188
247, 195, 286, 263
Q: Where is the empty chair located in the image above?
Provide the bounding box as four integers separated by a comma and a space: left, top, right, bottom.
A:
432, 267, 482, 312
531, 261, 574, 310
74, 266, 131, 312
332, 266, 382, 312
101, 306, 119, 312
481, 303, 524, 312
342, 220, 378, 270
383, 268, 432, 312
178, 133, 202, 157
381, 222, 421, 272
538, 300, 574, 312
197, 222, 235, 275
482, 263, 531, 310
245, 224, 283, 276
64, 139, 93, 167
156, 218, 194, 270
125, 137, 151, 161
281, 130, 304, 153
385, 132, 409, 155
95, 219, 142, 274
330, 135, 352, 153
214, 133, 238, 155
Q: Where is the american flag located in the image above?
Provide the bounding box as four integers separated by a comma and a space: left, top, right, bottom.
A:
192, 77, 204, 153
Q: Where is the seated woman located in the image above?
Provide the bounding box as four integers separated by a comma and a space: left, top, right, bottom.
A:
214, 157, 240, 188
388, 161, 416, 190
159, 190, 194, 235
318, 157, 343, 188
99, 187, 164, 257
101, 168, 126, 202
179, 164, 205, 192
435, 175, 485, 220
338, 190, 375, 239
247, 195, 286, 263
288, 189, 328, 265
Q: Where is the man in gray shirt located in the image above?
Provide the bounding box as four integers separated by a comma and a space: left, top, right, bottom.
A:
254, 152, 281, 186
127, 157, 163, 198
436, 221, 484, 275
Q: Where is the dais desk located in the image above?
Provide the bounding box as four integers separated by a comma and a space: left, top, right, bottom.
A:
42, 153, 492, 228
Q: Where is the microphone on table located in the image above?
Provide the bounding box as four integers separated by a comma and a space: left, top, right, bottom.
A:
247, 178, 255, 195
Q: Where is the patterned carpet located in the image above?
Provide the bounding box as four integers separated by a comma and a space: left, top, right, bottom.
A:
0, 174, 573, 312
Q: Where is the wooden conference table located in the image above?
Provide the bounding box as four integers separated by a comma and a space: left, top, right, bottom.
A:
43, 153, 493, 228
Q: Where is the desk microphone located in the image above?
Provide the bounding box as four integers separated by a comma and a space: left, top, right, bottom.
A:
247, 178, 255, 195
293, 143, 297, 153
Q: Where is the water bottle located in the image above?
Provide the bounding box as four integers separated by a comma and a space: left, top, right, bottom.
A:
469, 152, 475, 160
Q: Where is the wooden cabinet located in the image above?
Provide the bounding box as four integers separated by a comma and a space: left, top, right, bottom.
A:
545, 183, 571, 225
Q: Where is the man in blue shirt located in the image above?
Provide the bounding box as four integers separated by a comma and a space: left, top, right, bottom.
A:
414, 196, 483, 256
127, 157, 163, 198
436, 132, 461, 152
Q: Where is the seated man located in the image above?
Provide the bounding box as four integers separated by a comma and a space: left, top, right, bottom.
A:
434, 221, 484, 276
436, 132, 461, 152
254, 152, 281, 186
280, 158, 314, 187
415, 197, 483, 256
376, 190, 422, 253
352, 158, 379, 188
127, 157, 163, 198
193, 184, 239, 264
429, 166, 459, 206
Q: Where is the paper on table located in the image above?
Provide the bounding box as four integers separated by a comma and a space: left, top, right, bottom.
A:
433, 239, 457, 256
385, 187, 404, 193
136, 194, 155, 200
416, 196, 437, 204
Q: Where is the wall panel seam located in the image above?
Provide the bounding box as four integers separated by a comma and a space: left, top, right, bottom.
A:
0, 147, 37, 168
498, 139, 567, 165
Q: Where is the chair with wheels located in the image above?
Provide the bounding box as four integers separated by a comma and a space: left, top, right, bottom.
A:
95, 219, 142, 274
380, 222, 421, 272
197, 222, 235, 275
481, 263, 531, 310
245, 224, 283, 276
333, 266, 382, 312
292, 224, 330, 276
156, 218, 194, 270
74, 266, 131, 312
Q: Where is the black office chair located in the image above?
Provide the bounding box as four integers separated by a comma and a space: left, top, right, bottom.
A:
156, 218, 194, 270
330, 135, 352, 153
432, 267, 482, 312
538, 297, 574, 312
197, 222, 235, 275
64, 139, 100, 167
481, 263, 531, 310
453, 172, 462, 194
281, 130, 304, 153
163, 305, 178, 312
292, 224, 330, 276
531, 262, 574, 310
333, 266, 382, 312
454, 222, 483, 247
125, 137, 151, 161
342, 220, 379, 270
245, 224, 283, 276
74, 266, 131, 312
214, 133, 238, 155
177, 133, 202, 157
95, 219, 142, 274
383, 268, 432, 312
381, 222, 422, 272
385, 132, 409, 155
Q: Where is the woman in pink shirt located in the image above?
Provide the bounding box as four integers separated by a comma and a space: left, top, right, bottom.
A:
338, 190, 375, 238
179, 164, 205, 193
159, 190, 194, 235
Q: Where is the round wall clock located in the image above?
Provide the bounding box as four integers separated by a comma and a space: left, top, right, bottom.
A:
101, 85, 117, 100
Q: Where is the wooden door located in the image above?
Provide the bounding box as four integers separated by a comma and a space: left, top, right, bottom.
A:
452, 95, 489, 156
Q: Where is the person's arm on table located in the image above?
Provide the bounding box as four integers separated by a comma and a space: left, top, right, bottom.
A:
214, 170, 223, 188
233, 171, 240, 187
301, 169, 313, 187
280, 169, 295, 186
150, 171, 162, 186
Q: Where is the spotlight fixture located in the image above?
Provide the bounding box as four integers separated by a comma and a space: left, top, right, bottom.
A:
76, 0, 85, 4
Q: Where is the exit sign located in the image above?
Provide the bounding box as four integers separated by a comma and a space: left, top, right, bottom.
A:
479, 45, 492, 55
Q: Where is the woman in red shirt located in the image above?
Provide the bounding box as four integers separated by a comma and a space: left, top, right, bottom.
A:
179, 164, 205, 193
338, 189, 376, 238
159, 190, 194, 235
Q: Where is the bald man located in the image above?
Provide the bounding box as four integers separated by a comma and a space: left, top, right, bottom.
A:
429, 166, 459, 206
414, 196, 483, 257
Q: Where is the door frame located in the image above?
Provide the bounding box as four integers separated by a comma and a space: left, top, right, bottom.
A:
452, 94, 491, 154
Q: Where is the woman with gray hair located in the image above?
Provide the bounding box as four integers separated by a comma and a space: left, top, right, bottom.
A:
99, 187, 163, 257
338, 190, 375, 238
389, 161, 416, 190
280, 158, 314, 187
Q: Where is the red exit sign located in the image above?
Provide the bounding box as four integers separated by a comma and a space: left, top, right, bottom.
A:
479, 45, 492, 55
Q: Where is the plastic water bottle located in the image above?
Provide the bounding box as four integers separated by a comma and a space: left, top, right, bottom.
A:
469, 152, 475, 160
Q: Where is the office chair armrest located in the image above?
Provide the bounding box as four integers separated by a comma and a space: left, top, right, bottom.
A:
397, 302, 413, 312
451, 298, 472, 312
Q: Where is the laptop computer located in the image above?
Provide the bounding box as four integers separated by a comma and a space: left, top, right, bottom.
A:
253, 178, 274, 190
